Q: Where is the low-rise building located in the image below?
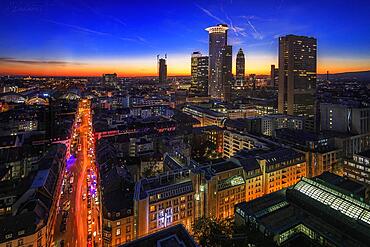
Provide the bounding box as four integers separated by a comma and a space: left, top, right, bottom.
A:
182, 105, 226, 127
344, 149, 370, 198
223, 130, 268, 158
234, 172, 369, 247
134, 169, 196, 238
224, 114, 304, 137
275, 129, 342, 177
132, 146, 306, 240
320, 103, 370, 135
0, 144, 67, 247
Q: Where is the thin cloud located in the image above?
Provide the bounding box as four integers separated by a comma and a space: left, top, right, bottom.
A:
119, 37, 137, 42
229, 37, 244, 46
240, 15, 276, 22
84, 4, 127, 27
0, 57, 85, 66
226, 15, 248, 37
45, 19, 109, 36
197, 5, 247, 38
196, 4, 226, 24
247, 20, 263, 40
45, 19, 150, 46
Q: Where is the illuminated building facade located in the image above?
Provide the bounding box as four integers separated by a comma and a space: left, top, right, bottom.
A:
127, 146, 306, 241
344, 150, 370, 192
190, 52, 209, 97
235, 48, 245, 88
206, 24, 230, 101
134, 169, 196, 238
223, 130, 267, 158
198, 161, 246, 219
103, 213, 134, 246
278, 35, 317, 131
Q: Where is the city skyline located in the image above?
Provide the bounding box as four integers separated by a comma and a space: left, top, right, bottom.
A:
1, 0, 370, 76
1, 2, 370, 246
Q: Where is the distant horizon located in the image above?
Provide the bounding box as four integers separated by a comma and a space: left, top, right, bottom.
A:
1, 69, 370, 78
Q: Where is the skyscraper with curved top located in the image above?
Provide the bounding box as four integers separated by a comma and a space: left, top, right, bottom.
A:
236, 48, 245, 88
206, 24, 229, 101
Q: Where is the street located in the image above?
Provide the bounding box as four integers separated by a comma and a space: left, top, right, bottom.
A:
54, 99, 101, 247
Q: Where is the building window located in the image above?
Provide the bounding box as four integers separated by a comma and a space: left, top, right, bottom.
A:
117, 221, 121, 226
18, 239, 23, 246
116, 228, 121, 236
150, 205, 156, 212
126, 235, 131, 242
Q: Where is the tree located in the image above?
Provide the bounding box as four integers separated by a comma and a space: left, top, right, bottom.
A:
192, 217, 233, 247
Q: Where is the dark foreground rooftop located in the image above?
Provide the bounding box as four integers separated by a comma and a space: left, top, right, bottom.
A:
121, 224, 197, 247
235, 173, 370, 247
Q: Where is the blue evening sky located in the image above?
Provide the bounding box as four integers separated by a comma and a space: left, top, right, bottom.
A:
0, 0, 369, 75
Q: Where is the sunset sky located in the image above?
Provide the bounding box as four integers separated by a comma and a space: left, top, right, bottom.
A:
0, 0, 370, 76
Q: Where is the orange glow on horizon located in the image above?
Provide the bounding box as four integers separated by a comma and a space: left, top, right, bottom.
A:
0, 56, 369, 77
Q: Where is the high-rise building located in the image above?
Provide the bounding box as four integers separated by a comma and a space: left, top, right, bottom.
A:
221, 45, 232, 102
190, 52, 209, 96
270, 64, 278, 88
158, 57, 167, 84
278, 35, 317, 131
235, 48, 245, 88
205, 24, 229, 101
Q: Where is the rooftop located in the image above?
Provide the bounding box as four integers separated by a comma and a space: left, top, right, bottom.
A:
121, 224, 197, 247
236, 173, 370, 247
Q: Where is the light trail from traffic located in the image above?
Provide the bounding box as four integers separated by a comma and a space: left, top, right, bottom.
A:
54, 99, 100, 247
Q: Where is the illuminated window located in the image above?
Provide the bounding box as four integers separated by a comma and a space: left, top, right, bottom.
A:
116, 228, 121, 236
150, 205, 156, 212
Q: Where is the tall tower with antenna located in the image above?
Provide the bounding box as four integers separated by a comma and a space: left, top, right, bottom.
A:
158, 54, 167, 84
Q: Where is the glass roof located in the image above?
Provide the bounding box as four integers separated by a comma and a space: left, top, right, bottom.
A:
293, 177, 370, 226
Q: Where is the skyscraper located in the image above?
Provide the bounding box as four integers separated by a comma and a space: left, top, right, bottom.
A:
190, 52, 209, 96
278, 35, 317, 131
205, 24, 229, 100
270, 64, 278, 88
221, 45, 232, 102
235, 48, 245, 88
158, 57, 167, 84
